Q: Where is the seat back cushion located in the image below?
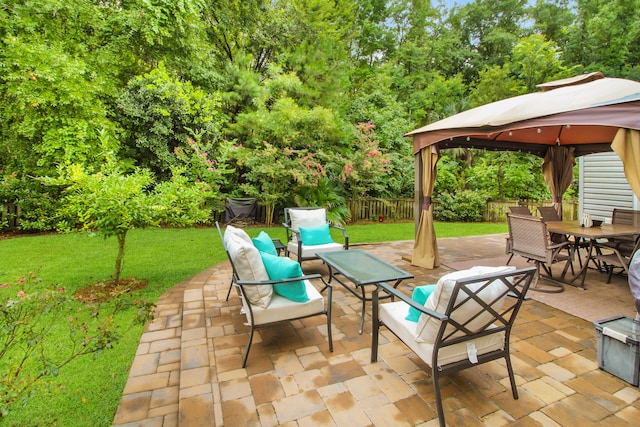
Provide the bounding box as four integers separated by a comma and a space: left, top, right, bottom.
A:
289, 208, 327, 242
252, 230, 278, 256
225, 233, 273, 308
260, 252, 309, 303
224, 224, 253, 247
415, 266, 515, 343
299, 223, 334, 246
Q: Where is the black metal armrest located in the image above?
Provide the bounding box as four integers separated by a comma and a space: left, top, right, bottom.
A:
282, 223, 301, 242
375, 282, 447, 322
330, 224, 349, 248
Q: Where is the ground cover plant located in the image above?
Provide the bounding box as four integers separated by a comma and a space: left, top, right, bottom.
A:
0, 221, 506, 425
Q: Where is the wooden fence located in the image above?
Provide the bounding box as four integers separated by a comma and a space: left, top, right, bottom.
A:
1, 198, 579, 230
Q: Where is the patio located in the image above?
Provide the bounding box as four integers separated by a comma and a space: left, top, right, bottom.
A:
112, 234, 640, 426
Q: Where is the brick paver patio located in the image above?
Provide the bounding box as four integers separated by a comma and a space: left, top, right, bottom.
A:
113, 234, 640, 426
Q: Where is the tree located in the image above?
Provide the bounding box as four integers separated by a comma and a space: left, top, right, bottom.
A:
0, 0, 118, 176
340, 122, 392, 201
117, 64, 225, 178
226, 139, 328, 226
510, 34, 574, 92
564, 0, 640, 75
530, 0, 575, 47
53, 162, 212, 285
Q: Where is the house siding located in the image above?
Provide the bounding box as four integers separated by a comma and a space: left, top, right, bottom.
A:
579, 152, 639, 221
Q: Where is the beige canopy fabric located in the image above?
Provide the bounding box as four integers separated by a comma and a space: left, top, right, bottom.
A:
407, 74, 640, 269
412, 145, 440, 268
541, 146, 576, 218
612, 129, 640, 200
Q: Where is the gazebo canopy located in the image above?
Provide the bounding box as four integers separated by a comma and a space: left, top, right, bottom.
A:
407, 72, 640, 269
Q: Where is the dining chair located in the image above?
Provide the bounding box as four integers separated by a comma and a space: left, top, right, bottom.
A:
598, 209, 640, 250
592, 237, 640, 283
509, 205, 532, 216
538, 206, 586, 265
591, 211, 640, 283
507, 213, 575, 291
505, 206, 533, 260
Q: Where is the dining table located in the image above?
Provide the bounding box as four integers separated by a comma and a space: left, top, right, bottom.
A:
545, 220, 640, 288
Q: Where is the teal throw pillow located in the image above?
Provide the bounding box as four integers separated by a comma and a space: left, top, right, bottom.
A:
406, 284, 437, 322
252, 231, 277, 256
299, 223, 333, 246
260, 252, 309, 303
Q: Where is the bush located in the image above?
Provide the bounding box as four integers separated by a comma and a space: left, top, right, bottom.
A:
434, 190, 488, 222
0, 176, 64, 232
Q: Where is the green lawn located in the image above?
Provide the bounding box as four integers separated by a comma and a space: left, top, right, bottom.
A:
0, 221, 507, 426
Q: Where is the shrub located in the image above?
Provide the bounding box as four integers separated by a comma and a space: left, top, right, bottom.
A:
434, 190, 488, 222
0, 175, 64, 232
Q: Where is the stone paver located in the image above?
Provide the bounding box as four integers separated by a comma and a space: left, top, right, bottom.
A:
113, 236, 638, 426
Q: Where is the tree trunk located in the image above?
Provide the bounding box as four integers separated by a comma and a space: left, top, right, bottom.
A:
113, 232, 127, 285
265, 203, 275, 226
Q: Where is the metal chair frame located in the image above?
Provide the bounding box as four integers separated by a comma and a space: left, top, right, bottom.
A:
371, 267, 536, 427
216, 222, 333, 367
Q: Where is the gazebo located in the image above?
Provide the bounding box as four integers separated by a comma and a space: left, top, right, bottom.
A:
407, 72, 640, 269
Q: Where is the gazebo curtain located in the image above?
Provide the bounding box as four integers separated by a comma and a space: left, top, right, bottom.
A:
612, 129, 640, 200
541, 146, 576, 218
412, 145, 440, 269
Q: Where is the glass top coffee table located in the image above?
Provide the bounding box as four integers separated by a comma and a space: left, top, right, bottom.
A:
317, 249, 414, 334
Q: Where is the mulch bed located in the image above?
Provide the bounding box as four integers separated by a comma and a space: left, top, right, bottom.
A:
74, 278, 149, 303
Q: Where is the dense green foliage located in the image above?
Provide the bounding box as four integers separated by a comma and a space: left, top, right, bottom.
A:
3, 0, 638, 228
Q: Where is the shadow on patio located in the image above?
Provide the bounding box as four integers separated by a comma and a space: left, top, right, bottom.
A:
113, 234, 640, 426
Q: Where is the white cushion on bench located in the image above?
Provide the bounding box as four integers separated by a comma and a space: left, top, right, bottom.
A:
380, 301, 505, 366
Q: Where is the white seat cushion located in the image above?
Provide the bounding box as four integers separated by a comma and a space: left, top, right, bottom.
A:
380, 301, 505, 367
287, 241, 344, 258
415, 266, 515, 343
242, 280, 325, 325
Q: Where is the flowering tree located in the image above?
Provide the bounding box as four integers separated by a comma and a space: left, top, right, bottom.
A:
224, 140, 328, 225
340, 122, 391, 201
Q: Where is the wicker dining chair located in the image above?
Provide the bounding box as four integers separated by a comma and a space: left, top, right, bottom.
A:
507, 214, 575, 291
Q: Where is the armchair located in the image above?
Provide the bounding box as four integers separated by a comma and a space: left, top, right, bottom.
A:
371, 266, 536, 427
218, 223, 333, 367
283, 207, 349, 266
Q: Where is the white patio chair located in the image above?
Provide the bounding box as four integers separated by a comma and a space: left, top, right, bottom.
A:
283, 207, 348, 266
371, 266, 536, 427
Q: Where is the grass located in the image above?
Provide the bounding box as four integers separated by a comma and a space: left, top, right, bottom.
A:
0, 220, 507, 426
